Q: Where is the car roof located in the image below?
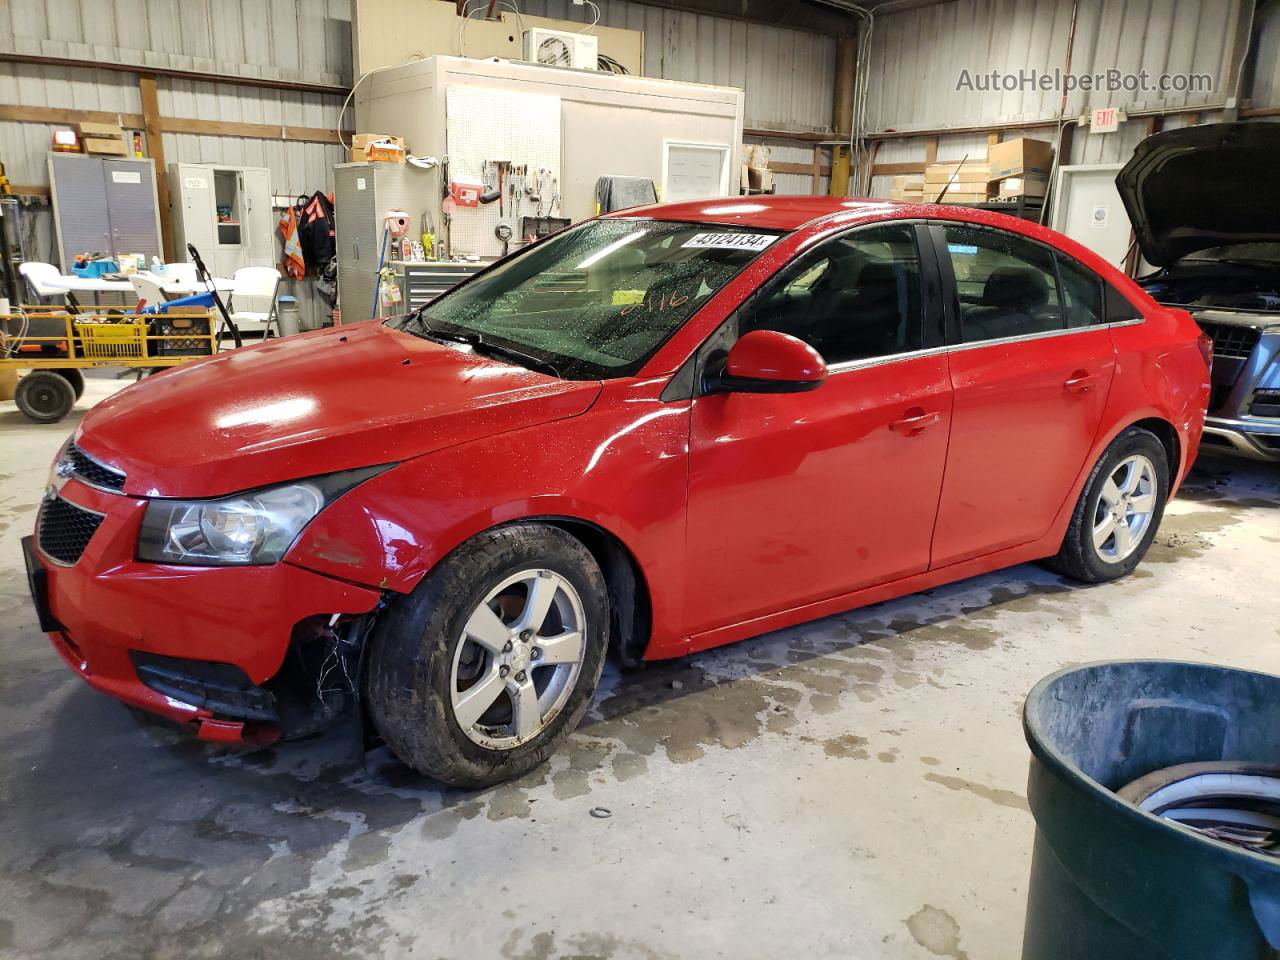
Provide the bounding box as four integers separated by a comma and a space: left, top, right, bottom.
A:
602, 195, 903, 232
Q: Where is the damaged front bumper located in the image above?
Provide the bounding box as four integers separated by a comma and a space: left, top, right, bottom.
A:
25, 477, 383, 744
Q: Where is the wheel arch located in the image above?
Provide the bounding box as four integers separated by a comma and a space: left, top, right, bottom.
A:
1128, 416, 1181, 482
521, 515, 653, 668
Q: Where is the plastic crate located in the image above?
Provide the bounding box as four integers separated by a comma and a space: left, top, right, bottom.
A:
150, 315, 213, 357
75, 320, 146, 359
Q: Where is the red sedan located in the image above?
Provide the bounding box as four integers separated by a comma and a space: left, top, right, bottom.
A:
24, 197, 1210, 786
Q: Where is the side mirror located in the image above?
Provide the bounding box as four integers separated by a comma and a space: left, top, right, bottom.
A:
704, 329, 828, 394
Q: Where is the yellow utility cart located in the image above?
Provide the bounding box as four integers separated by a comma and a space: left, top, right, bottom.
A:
1, 306, 217, 423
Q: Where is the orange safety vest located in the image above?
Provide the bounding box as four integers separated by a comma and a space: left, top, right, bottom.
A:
277, 206, 306, 279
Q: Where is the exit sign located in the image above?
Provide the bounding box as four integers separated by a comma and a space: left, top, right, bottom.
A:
1091, 107, 1122, 133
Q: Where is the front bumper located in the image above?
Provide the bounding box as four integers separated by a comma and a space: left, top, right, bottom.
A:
1200, 417, 1280, 461
27, 478, 381, 740
1196, 315, 1280, 462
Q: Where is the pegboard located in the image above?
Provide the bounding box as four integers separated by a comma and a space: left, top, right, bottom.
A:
445, 85, 562, 259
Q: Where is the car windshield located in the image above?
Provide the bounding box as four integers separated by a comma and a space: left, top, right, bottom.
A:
393, 219, 781, 379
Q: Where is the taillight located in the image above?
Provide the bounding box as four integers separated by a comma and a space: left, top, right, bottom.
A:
1196, 332, 1213, 372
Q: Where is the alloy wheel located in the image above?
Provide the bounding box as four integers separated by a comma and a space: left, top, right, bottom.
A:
449, 569, 586, 749
1092, 453, 1158, 563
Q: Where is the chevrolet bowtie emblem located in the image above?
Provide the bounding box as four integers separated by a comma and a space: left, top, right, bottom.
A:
50, 457, 75, 495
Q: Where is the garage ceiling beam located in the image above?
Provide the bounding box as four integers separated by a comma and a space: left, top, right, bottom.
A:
0, 53, 347, 98
0, 105, 349, 145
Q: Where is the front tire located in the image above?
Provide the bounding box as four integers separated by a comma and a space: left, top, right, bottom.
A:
366, 523, 608, 788
1044, 427, 1169, 583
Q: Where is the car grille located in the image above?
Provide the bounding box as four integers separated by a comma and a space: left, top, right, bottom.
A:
1251, 390, 1280, 419
1197, 320, 1261, 361
38, 496, 105, 565
66, 442, 126, 491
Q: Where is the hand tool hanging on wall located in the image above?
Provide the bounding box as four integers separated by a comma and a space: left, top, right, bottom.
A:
441, 156, 454, 259
495, 222, 513, 258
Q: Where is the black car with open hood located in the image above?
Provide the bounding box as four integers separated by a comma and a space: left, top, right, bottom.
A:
1118, 122, 1280, 461
1117, 122, 1280, 268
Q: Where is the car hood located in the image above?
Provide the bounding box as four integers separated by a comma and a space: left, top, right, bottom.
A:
1116, 122, 1280, 267
78, 321, 602, 498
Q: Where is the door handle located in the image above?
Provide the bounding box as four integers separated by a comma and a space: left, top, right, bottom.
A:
890, 409, 941, 436
1064, 370, 1100, 394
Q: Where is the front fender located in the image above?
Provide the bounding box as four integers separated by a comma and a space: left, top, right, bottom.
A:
286, 383, 691, 654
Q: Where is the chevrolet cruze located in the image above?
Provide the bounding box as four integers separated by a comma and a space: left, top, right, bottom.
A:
24, 197, 1210, 786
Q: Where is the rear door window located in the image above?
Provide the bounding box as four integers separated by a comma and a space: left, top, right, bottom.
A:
1056, 254, 1104, 328
942, 225, 1064, 343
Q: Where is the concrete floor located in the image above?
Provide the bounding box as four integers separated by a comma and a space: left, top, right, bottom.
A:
2, 375, 1278, 960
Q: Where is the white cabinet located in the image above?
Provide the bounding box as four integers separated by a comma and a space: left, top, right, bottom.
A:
169, 163, 273, 275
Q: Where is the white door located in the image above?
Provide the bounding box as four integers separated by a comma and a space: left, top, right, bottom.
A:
242, 168, 275, 267
177, 163, 216, 261
1050, 164, 1132, 271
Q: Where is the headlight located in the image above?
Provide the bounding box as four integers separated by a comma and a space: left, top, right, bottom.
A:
137, 466, 390, 566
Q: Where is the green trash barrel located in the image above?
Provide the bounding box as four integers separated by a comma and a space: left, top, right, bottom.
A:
1022, 660, 1280, 959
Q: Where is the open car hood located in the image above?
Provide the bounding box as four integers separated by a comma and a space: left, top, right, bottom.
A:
1116, 122, 1280, 267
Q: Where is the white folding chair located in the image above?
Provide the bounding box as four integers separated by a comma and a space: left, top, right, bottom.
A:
162, 262, 200, 290
18, 262, 75, 307
227, 266, 283, 340
128, 274, 171, 312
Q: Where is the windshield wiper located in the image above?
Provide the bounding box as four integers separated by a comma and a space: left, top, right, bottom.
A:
464, 334, 563, 378
407, 313, 561, 378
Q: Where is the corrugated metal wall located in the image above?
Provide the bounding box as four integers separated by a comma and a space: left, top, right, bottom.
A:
1, 0, 350, 322
865, 0, 1279, 198
866, 0, 1237, 133
1254, 0, 1280, 107
520, 0, 838, 133
1, 0, 350, 191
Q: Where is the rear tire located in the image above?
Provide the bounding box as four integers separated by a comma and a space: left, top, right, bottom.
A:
366, 523, 608, 788
15, 371, 76, 423
1043, 427, 1169, 583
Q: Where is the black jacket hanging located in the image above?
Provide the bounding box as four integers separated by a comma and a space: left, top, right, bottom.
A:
295, 191, 335, 271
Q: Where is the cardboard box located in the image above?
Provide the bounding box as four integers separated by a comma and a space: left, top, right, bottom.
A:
987, 138, 1054, 179
924, 161, 990, 185
747, 166, 774, 193
350, 133, 405, 163
83, 136, 128, 156
77, 121, 123, 139
935, 190, 991, 204
996, 175, 1049, 199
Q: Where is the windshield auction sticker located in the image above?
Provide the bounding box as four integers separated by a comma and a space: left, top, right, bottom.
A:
682, 232, 778, 252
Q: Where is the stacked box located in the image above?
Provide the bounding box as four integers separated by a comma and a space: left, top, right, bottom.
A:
996, 175, 1049, 199
889, 175, 925, 202
987, 138, 1054, 179
988, 138, 1055, 200
924, 161, 992, 203
78, 121, 127, 156
350, 133, 406, 163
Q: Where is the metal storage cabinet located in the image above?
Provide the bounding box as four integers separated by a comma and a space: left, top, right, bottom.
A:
169, 163, 274, 276
47, 153, 163, 270
396, 261, 485, 309
334, 163, 428, 324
